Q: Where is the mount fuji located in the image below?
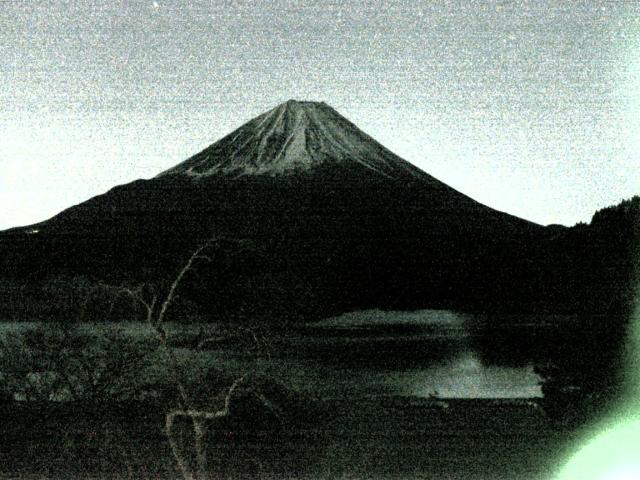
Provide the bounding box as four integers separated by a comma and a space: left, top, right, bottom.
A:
2, 100, 558, 320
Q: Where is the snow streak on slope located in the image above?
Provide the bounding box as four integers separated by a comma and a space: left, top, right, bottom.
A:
158, 100, 429, 180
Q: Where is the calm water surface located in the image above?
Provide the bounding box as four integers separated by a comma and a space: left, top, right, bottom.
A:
256, 309, 574, 399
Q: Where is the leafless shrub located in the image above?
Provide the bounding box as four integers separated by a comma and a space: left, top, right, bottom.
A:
0, 322, 151, 402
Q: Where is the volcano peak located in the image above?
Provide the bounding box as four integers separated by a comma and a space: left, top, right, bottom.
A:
158, 100, 428, 180
281, 98, 327, 108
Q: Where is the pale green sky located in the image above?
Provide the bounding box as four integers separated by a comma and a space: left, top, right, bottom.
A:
1, 0, 639, 229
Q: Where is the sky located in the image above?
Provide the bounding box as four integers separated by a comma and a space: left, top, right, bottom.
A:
1, 0, 639, 230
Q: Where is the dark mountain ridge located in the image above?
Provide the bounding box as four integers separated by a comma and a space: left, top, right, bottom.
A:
0, 101, 636, 322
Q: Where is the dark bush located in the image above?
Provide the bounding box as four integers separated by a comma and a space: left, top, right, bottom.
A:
0, 323, 153, 402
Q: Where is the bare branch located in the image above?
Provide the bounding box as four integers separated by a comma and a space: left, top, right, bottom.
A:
155, 240, 217, 328
165, 411, 197, 480
122, 237, 282, 480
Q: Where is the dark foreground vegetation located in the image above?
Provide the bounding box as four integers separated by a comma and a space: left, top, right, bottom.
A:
0, 316, 626, 479
1, 397, 575, 480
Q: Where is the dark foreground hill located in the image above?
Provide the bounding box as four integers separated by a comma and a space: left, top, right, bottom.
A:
0, 101, 637, 322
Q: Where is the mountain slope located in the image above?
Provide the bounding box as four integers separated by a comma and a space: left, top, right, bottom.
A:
1, 100, 549, 320
27, 100, 539, 237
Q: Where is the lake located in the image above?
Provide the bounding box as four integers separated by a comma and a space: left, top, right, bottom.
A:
0, 309, 575, 400
206, 309, 575, 399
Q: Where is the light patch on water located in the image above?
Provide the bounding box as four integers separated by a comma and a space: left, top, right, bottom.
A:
403, 351, 542, 398
310, 308, 466, 329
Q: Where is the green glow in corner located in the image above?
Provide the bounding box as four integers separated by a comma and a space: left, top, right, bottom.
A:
555, 416, 640, 480
556, 277, 640, 480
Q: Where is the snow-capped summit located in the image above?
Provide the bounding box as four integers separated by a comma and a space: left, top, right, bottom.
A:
158, 100, 426, 180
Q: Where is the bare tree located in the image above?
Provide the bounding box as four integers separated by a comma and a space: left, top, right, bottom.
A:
0, 239, 287, 479
120, 239, 284, 480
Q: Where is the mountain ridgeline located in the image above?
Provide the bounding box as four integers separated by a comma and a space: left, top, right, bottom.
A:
0, 100, 637, 323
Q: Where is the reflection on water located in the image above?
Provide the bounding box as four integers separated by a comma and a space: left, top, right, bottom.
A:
265, 346, 542, 399
271, 309, 570, 399
399, 350, 541, 398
